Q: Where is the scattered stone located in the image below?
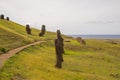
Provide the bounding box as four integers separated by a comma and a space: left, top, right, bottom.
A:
39, 25, 46, 36
111, 41, 117, 44
76, 37, 86, 45
81, 39, 86, 45
26, 24, 31, 35
110, 73, 120, 78
76, 37, 82, 40
106, 40, 118, 44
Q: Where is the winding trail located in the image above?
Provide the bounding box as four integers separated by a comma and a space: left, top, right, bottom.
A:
0, 41, 45, 69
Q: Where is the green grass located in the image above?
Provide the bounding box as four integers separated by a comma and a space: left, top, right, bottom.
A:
0, 39, 120, 80
0, 19, 43, 53
0, 19, 64, 53
0, 19, 120, 80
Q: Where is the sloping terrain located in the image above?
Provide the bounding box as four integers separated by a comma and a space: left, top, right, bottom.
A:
0, 39, 120, 80
0, 41, 45, 69
0, 19, 120, 80
0, 19, 56, 53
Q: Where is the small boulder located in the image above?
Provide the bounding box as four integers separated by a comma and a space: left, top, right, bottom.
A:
76, 37, 86, 45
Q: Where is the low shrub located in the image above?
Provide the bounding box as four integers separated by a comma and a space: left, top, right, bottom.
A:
0, 47, 7, 53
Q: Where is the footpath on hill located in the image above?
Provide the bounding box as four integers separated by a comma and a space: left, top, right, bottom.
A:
0, 41, 45, 69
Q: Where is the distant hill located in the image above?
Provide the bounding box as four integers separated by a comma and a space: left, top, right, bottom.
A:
69, 35, 120, 39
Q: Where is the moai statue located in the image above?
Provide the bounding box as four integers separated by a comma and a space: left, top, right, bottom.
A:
6, 17, 10, 21
39, 25, 46, 36
26, 24, 31, 35
54, 30, 64, 68
0, 14, 4, 19
57, 30, 64, 54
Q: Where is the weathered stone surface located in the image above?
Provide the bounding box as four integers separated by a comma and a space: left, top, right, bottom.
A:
76, 37, 86, 45
54, 39, 64, 68
39, 25, 46, 36
57, 30, 64, 54
26, 24, 31, 35
81, 39, 86, 45
54, 30, 64, 68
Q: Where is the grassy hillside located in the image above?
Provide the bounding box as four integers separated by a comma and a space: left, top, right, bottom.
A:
0, 39, 120, 80
0, 19, 120, 80
0, 19, 57, 53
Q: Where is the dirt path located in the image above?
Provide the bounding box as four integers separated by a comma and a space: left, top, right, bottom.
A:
0, 41, 45, 69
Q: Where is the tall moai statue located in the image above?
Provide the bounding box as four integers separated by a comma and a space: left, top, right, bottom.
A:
39, 25, 46, 36
0, 14, 4, 19
57, 30, 64, 54
6, 17, 10, 21
26, 24, 31, 35
54, 30, 64, 68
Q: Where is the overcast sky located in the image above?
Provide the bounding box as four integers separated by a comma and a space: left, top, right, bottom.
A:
0, 0, 120, 34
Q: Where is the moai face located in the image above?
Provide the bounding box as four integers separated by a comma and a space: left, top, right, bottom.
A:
42, 25, 45, 29
57, 30, 61, 35
26, 24, 30, 28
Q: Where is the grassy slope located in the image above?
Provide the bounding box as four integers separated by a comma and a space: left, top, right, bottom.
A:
0, 38, 120, 80
0, 19, 120, 80
0, 19, 57, 53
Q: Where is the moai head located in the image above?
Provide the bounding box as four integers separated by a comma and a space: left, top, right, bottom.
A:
26, 24, 30, 28
0, 14, 4, 19
6, 17, 10, 21
57, 30, 63, 41
57, 30, 61, 36
41, 25, 46, 34
42, 25, 45, 29
26, 24, 31, 34
39, 25, 46, 36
